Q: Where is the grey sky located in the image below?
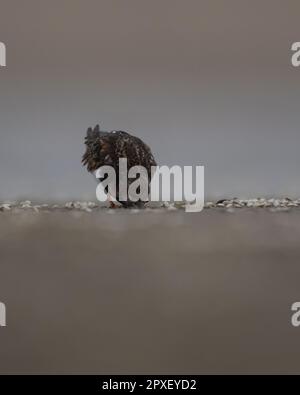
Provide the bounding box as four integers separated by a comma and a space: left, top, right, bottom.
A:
0, 0, 299, 200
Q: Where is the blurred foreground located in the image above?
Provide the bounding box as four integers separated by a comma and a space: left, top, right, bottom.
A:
0, 209, 300, 374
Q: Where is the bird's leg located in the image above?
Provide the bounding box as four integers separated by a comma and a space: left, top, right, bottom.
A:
109, 201, 118, 209
107, 193, 118, 209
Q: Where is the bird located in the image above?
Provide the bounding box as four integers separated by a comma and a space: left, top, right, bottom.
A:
82, 124, 157, 208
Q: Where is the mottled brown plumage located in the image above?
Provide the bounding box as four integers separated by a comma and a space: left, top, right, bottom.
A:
82, 124, 157, 207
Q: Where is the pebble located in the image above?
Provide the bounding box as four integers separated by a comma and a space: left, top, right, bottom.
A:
65, 201, 97, 212
0, 204, 11, 211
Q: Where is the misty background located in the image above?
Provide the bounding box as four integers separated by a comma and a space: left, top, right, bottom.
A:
0, 0, 299, 201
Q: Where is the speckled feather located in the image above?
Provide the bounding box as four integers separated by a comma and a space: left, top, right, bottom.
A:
82, 125, 157, 207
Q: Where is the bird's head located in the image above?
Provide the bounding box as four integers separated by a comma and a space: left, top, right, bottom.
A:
85, 124, 100, 141
82, 124, 111, 172
82, 125, 101, 170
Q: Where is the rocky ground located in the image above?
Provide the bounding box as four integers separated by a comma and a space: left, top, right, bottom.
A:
1, 197, 300, 213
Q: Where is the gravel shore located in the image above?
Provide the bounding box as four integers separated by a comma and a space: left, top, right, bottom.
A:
1, 198, 300, 213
